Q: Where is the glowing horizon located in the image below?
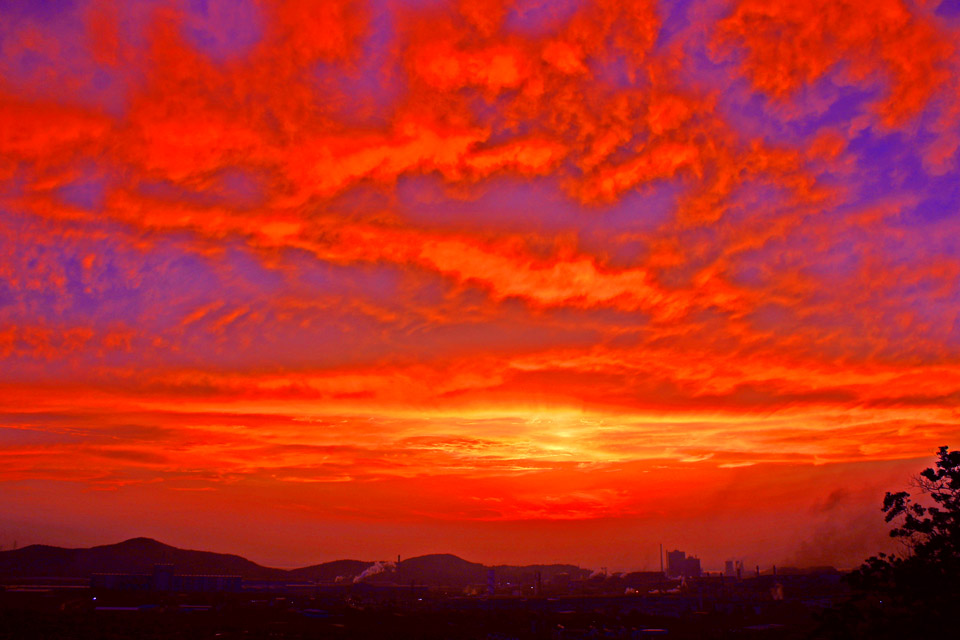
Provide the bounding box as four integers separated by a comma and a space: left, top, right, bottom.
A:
2, 0, 959, 572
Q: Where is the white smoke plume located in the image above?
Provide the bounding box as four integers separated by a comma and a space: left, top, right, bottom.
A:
353, 560, 396, 583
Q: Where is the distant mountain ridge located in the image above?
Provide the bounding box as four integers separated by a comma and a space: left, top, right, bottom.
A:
0, 538, 591, 587
0, 538, 289, 581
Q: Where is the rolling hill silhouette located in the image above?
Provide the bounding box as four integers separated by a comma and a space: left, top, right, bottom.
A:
397, 553, 486, 587
0, 538, 288, 580
286, 559, 372, 582
0, 538, 591, 586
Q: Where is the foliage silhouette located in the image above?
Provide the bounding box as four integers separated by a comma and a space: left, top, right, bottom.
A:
817, 446, 960, 638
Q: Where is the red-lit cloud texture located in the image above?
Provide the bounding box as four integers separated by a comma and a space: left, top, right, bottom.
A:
2, 0, 960, 570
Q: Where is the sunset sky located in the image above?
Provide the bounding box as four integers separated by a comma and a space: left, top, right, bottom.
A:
2, 0, 960, 572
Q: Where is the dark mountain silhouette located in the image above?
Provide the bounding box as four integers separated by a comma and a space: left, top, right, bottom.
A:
396, 554, 486, 587
490, 563, 590, 584
390, 557, 592, 587
0, 538, 288, 580
0, 538, 593, 586
287, 559, 372, 582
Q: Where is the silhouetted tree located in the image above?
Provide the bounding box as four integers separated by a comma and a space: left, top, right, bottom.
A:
817, 446, 960, 638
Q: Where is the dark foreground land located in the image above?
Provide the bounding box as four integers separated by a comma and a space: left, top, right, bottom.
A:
0, 537, 853, 638
0, 582, 835, 640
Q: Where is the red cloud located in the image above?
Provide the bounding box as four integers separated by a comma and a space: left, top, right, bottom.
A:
714, 0, 956, 125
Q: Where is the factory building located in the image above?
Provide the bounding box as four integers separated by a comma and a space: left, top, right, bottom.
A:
665, 550, 701, 578
91, 564, 242, 592
724, 559, 744, 579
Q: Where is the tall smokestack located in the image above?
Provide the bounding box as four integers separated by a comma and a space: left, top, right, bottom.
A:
659, 543, 663, 594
